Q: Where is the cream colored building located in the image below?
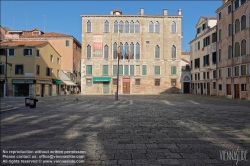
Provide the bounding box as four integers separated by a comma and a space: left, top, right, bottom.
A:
216, 0, 250, 100
81, 8, 183, 94
3, 28, 81, 87
0, 41, 61, 97
189, 16, 217, 95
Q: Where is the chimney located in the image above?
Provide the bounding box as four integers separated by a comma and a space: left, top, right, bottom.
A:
110, 10, 113, 15
163, 9, 168, 15
178, 9, 182, 15
140, 8, 144, 15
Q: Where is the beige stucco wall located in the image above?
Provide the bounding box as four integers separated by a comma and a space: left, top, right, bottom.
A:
81, 12, 183, 94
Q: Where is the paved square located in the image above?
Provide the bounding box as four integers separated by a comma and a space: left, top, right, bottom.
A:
1, 94, 250, 166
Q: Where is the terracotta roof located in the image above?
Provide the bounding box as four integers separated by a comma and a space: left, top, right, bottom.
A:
20, 32, 71, 38
181, 58, 190, 64
0, 41, 48, 47
182, 52, 190, 55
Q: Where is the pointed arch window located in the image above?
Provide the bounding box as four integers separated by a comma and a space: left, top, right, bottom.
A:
241, 39, 246, 56
130, 21, 134, 33
149, 21, 154, 33
87, 20, 91, 32
172, 45, 176, 59
155, 21, 160, 33
124, 42, 129, 59
241, 15, 246, 30
235, 42, 240, 57
87, 45, 91, 58
114, 21, 118, 33
104, 45, 109, 59
155, 45, 160, 59
113, 42, 117, 59
130, 42, 134, 59
171, 21, 176, 33
120, 42, 124, 59
135, 21, 140, 33
119, 21, 124, 33
104, 20, 109, 32
125, 21, 129, 33
235, 19, 240, 33
136, 42, 140, 59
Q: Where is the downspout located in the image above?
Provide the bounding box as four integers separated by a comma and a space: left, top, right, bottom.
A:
231, 0, 234, 98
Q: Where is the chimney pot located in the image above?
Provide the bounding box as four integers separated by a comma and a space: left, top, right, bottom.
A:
163, 8, 168, 15
178, 9, 182, 15
110, 10, 113, 15
140, 8, 144, 15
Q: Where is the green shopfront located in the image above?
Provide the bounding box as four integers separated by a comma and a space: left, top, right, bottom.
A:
93, 77, 111, 94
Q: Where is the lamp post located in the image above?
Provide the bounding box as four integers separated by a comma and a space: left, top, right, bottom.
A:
115, 30, 121, 100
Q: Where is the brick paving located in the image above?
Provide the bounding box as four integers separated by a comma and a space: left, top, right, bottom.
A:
1, 94, 250, 166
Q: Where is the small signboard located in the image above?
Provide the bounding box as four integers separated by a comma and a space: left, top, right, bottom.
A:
93, 34, 103, 56
25, 73, 34, 77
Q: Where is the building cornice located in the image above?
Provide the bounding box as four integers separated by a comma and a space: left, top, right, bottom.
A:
215, 0, 233, 13
189, 25, 217, 44
81, 15, 183, 18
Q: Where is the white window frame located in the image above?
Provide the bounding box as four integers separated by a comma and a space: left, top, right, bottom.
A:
0, 64, 5, 74
50, 55, 53, 62
86, 20, 92, 33
8, 48, 15, 56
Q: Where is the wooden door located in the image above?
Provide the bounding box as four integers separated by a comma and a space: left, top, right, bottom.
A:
207, 82, 210, 95
227, 84, 231, 95
234, 84, 240, 99
123, 82, 130, 94
200, 83, 203, 94
183, 82, 190, 93
103, 82, 109, 94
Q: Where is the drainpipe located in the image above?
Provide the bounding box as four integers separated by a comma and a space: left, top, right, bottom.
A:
231, 0, 234, 98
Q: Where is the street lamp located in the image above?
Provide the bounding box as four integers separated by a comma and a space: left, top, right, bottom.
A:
115, 30, 121, 100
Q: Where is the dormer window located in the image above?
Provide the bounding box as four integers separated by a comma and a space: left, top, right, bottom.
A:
202, 23, 206, 30
197, 27, 201, 34
33, 31, 39, 36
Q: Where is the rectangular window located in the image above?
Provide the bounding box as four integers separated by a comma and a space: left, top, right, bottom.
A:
135, 79, 140, 85
135, 65, 140, 75
155, 79, 160, 86
36, 65, 40, 75
203, 54, 209, 66
207, 72, 209, 79
227, 68, 231, 77
113, 65, 117, 75
234, 66, 239, 76
219, 84, 222, 90
142, 65, 147, 75
202, 23, 206, 30
46, 67, 51, 76
15, 65, 24, 75
203, 72, 206, 80
195, 74, 197, 80
218, 69, 221, 78
57, 70, 60, 77
218, 49, 221, 62
213, 70, 217, 78
171, 66, 177, 75
171, 79, 176, 87
130, 65, 134, 75
234, 0, 239, 10
23, 49, 32, 56
241, 65, 246, 76
212, 52, 217, 64
212, 32, 217, 43
198, 73, 200, 80
112, 79, 117, 85
119, 65, 123, 75
218, 29, 221, 41
228, 5, 232, 14
218, 12, 221, 20
0, 49, 6, 56
86, 65, 92, 75
195, 58, 200, 68
154, 66, 160, 75
241, 84, 247, 91
124, 65, 129, 75
57, 58, 60, 64
86, 79, 92, 87
66, 40, 70, 47
213, 82, 216, 89
36, 50, 39, 57
0, 65, 5, 74
9, 49, 14, 56
102, 65, 108, 75
198, 41, 200, 50
50, 55, 53, 62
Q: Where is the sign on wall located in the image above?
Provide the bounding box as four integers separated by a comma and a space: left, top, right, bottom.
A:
93, 34, 103, 56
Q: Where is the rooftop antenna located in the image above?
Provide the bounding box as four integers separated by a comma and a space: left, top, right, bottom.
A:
25, 13, 28, 31
12, 17, 15, 30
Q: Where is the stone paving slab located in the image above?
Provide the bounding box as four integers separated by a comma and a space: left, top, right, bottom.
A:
1, 94, 250, 166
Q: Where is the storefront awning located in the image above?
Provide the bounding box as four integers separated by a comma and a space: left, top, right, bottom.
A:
93, 77, 111, 82
62, 80, 77, 86
53, 79, 64, 84
13, 79, 34, 84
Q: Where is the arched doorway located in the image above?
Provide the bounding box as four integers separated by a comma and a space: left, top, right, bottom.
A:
182, 75, 191, 93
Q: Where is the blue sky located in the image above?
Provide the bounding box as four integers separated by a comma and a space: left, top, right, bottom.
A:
1, 1, 222, 51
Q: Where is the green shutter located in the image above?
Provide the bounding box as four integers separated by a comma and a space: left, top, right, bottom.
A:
102, 65, 108, 75
124, 65, 129, 75
171, 66, 176, 74
86, 65, 92, 75
113, 65, 117, 75
130, 65, 134, 75
119, 65, 123, 75
142, 65, 147, 75
66, 40, 69, 46
155, 66, 160, 75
